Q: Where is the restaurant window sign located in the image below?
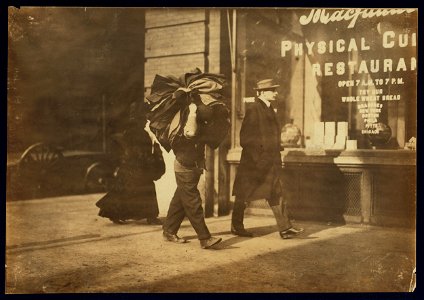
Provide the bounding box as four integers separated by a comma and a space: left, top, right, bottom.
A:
236, 8, 417, 150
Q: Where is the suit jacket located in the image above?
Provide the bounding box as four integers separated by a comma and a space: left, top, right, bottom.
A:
232, 98, 283, 201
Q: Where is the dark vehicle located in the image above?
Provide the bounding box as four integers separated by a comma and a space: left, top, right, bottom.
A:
7, 139, 122, 201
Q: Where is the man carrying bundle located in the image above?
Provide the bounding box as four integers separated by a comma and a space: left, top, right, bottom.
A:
146, 68, 229, 249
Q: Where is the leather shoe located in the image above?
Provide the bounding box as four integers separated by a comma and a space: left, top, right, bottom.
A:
231, 225, 253, 237
279, 227, 304, 239
163, 231, 188, 244
200, 237, 222, 249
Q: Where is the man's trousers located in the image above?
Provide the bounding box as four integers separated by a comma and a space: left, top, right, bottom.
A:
163, 160, 211, 240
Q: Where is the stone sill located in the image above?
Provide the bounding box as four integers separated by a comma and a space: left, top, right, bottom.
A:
227, 147, 416, 166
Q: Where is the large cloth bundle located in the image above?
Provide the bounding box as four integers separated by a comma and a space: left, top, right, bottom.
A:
146, 68, 230, 152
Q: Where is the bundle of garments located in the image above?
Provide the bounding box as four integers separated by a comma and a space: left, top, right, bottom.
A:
146, 68, 230, 152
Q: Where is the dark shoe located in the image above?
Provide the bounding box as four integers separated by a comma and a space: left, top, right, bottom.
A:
147, 217, 163, 225
279, 227, 304, 239
232, 199, 249, 235
200, 237, 222, 249
231, 225, 253, 237
110, 218, 126, 225
163, 231, 188, 244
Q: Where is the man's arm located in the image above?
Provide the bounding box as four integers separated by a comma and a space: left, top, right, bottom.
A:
240, 104, 258, 149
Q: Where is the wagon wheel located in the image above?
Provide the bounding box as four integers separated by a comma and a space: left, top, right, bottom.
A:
17, 143, 64, 197
84, 162, 116, 193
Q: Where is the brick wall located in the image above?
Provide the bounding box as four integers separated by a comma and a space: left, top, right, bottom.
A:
145, 23, 205, 58
145, 8, 205, 28
144, 8, 222, 91
144, 8, 206, 90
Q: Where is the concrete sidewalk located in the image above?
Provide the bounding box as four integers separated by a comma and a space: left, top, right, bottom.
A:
6, 194, 416, 293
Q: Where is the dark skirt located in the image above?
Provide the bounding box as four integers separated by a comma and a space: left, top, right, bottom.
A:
95, 165, 160, 221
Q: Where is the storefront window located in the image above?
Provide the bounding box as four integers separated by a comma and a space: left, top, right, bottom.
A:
236, 8, 417, 150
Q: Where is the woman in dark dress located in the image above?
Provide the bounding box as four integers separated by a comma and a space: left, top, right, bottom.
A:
95, 110, 165, 225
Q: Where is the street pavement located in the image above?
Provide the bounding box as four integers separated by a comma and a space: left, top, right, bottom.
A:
5, 193, 416, 293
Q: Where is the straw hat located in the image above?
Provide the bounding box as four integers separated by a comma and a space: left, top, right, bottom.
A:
254, 79, 280, 90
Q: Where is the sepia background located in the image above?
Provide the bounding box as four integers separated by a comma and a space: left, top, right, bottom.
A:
6, 7, 416, 293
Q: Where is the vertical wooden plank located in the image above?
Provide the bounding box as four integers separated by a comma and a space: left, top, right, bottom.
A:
218, 141, 230, 216
204, 146, 215, 217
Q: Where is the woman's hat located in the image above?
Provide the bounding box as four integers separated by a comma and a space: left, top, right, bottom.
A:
254, 79, 280, 90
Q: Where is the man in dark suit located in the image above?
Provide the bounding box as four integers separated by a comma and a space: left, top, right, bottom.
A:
231, 79, 304, 239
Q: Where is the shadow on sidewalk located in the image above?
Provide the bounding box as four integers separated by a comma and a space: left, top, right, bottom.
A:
6, 218, 415, 293
181, 222, 344, 248
128, 227, 415, 292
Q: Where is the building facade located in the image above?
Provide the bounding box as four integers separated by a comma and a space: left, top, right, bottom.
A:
8, 7, 416, 226
143, 8, 416, 227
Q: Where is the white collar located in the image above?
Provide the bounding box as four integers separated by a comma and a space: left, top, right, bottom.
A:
258, 96, 271, 108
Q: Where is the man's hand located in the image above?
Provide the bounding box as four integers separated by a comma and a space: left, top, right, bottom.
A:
145, 120, 158, 153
